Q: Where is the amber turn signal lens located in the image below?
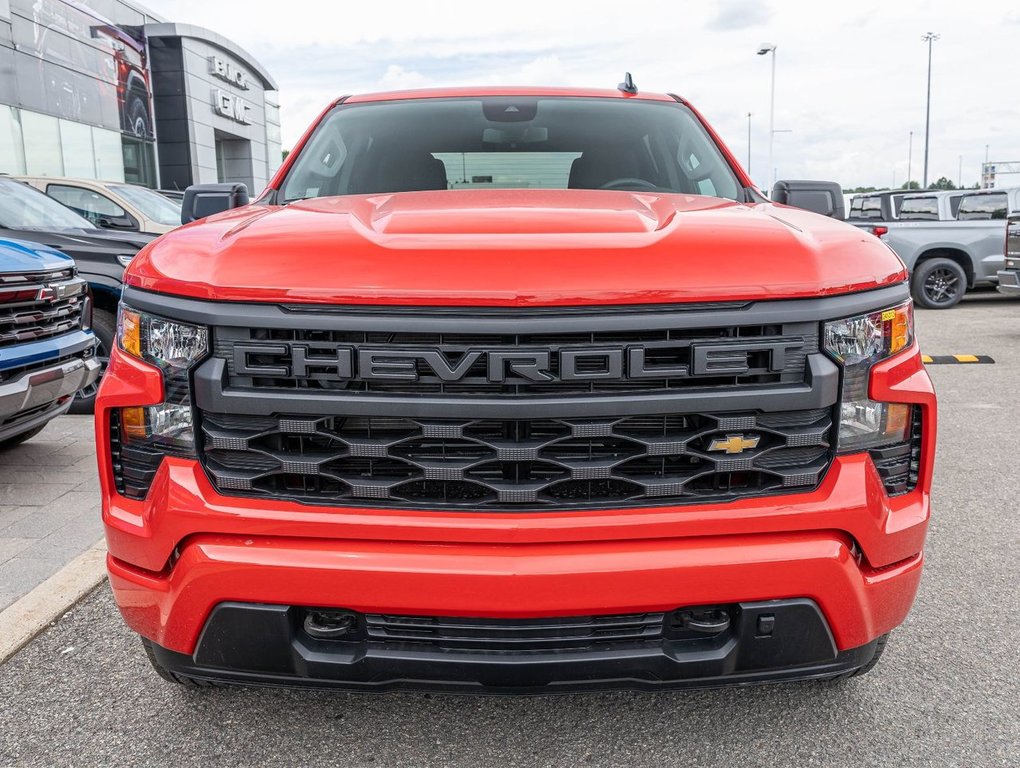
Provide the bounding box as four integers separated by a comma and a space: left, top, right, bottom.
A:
882, 403, 912, 442
118, 308, 142, 359
121, 406, 148, 441
883, 303, 913, 357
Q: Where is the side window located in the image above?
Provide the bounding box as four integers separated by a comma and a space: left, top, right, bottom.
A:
898, 197, 939, 221
46, 184, 127, 226
856, 197, 882, 220
957, 193, 1008, 221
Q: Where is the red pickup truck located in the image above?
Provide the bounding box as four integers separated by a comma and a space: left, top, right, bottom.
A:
96, 85, 936, 692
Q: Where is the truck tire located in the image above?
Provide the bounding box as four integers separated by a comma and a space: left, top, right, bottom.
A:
0, 424, 47, 450
912, 258, 967, 309
827, 633, 889, 681
70, 308, 115, 415
141, 639, 230, 689
126, 94, 150, 138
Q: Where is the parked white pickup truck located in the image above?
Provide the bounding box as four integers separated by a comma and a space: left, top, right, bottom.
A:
850, 188, 1015, 309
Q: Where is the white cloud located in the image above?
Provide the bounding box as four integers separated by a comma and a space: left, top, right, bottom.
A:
142, 0, 1019, 189
378, 64, 429, 90
516, 55, 569, 85
708, 0, 772, 31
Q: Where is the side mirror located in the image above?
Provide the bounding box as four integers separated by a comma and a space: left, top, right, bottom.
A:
772, 180, 846, 220
98, 214, 137, 230
181, 183, 249, 225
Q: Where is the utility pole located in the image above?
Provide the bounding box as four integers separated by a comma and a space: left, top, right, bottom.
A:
757, 43, 777, 195
921, 32, 940, 188
958, 155, 962, 188
907, 131, 913, 189
746, 112, 752, 174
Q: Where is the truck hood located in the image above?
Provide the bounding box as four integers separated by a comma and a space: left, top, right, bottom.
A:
126, 190, 906, 306
0, 237, 75, 273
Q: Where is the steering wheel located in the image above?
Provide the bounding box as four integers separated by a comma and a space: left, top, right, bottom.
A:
599, 177, 660, 191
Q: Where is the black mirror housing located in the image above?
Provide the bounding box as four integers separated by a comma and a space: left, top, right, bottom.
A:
772, 180, 846, 220
98, 215, 137, 230
181, 183, 249, 225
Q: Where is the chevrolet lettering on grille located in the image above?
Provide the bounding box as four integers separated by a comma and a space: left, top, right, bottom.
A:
231, 339, 805, 384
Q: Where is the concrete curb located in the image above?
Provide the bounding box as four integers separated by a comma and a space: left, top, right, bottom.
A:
0, 538, 107, 665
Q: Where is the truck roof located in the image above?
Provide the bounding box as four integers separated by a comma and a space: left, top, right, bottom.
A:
344, 86, 680, 104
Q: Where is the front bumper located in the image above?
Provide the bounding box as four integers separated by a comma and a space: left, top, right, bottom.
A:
143, 598, 885, 692
0, 334, 100, 441
996, 269, 1020, 296
97, 336, 936, 691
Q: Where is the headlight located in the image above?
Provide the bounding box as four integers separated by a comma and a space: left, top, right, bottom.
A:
823, 301, 913, 453
115, 306, 207, 450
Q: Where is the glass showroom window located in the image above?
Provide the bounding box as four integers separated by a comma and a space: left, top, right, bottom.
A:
21, 110, 63, 176
0, 106, 27, 174
92, 127, 125, 182
60, 119, 97, 178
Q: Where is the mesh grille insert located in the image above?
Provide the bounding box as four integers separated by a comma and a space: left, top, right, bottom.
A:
199, 409, 834, 510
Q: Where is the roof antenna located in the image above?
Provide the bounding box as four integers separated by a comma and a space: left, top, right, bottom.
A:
617, 72, 638, 95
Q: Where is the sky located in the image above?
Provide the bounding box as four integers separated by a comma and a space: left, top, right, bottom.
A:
142, 0, 1017, 190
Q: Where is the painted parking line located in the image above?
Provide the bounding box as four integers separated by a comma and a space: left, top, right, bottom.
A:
921, 354, 995, 365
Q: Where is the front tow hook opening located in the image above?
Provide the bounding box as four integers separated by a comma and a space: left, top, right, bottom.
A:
672, 607, 733, 636
303, 609, 359, 640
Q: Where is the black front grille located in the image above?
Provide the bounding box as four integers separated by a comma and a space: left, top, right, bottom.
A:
200, 408, 833, 509
214, 321, 817, 396
0, 267, 86, 347
362, 612, 666, 653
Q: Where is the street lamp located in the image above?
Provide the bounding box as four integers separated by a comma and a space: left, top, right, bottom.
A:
746, 112, 752, 174
757, 43, 777, 194
907, 131, 913, 189
921, 32, 940, 188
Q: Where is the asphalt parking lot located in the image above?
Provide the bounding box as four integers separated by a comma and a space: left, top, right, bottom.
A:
1, 291, 1018, 768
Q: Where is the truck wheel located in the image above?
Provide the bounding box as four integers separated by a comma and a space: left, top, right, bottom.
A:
912, 258, 967, 309
0, 424, 47, 450
126, 94, 149, 138
141, 639, 230, 689
827, 633, 889, 681
70, 308, 115, 415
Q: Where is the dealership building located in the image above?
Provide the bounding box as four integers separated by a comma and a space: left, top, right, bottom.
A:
0, 0, 282, 193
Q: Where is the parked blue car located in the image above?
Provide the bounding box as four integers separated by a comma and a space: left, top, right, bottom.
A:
0, 238, 100, 448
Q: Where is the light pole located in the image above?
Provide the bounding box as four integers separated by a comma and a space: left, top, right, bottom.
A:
746, 112, 752, 174
921, 32, 940, 188
907, 131, 913, 189
757, 43, 777, 195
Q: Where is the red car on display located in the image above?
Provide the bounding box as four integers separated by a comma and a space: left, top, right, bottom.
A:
95, 84, 936, 691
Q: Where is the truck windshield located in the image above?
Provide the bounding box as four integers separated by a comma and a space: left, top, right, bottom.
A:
280, 97, 743, 203
0, 178, 97, 231
110, 183, 182, 226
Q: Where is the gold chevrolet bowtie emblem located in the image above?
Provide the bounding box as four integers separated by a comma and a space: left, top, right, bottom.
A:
708, 435, 760, 454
